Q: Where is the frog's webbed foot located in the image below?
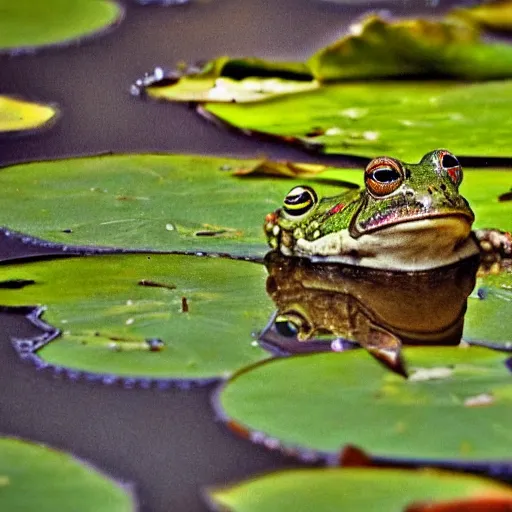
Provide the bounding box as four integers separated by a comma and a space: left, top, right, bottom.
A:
363, 324, 408, 378
474, 229, 512, 273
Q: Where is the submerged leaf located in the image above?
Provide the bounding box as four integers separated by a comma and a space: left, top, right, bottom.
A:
0, 96, 58, 135
0, 437, 134, 511
207, 468, 512, 512
0, 0, 123, 54
217, 346, 512, 460
203, 80, 512, 162
0, 254, 272, 383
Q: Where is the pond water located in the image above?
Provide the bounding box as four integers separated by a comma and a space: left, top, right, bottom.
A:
0, 1, 467, 510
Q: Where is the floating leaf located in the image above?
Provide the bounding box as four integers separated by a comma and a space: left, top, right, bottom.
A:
217, 346, 512, 460
134, 14, 512, 105
208, 467, 512, 512
0, 437, 134, 511
0, 154, 358, 258
0, 254, 272, 383
202, 80, 512, 161
465, 268, 512, 347
0, 0, 123, 54
133, 59, 316, 103
451, 0, 512, 32
0, 96, 58, 135
309, 15, 512, 81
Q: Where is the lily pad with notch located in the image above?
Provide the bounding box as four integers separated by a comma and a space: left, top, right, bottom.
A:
216, 346, 512, 465
0, 437, 134, 511
0, 253, 273, 385
207, 467, 512, 512
0, 0, 123, 54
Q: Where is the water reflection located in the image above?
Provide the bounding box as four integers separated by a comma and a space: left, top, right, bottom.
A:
260, 251, 480, 375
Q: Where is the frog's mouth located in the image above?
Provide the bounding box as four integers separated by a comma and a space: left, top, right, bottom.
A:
350, 210, 474, 239
295, 214, 478, 271
349, 190, 475, 238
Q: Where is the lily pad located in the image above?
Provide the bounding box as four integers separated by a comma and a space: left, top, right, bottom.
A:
465, 268, 512, 347
207, 467, 512, 512
0, 437, 134, 511
0, 96, 58, 135
217, 346, 512, 461
133, 60, 317, 103
0, 253, 272, 384
0, 0, 123, 54
0, 154, 358, 259
308, 15, 512, 81
202, 80, 512, 161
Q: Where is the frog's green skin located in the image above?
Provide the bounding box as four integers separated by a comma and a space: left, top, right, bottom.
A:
264, 150, 479, 271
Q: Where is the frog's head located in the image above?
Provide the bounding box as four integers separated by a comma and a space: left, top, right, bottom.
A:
264, 150, 478, 270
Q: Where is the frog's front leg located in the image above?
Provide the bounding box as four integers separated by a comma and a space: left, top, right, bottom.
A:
474, 229, 512, 271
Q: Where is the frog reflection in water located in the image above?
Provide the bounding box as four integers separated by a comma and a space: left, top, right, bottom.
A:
264, 149, 478, 271
262, 150, 510, 375
261, 251, 479, 376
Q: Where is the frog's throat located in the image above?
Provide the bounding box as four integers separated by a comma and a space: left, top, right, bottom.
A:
287, 216, 478, 271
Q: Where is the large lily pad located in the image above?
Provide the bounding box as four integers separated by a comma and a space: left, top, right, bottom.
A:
0, 253, 272, 384
0, 437, 134, 511
0, 96, 58, 135
202, 80, 512, 160
0, 0, 123, 54
217, 346, 512, 461
0, 154, 358, 259
208, 467, 512, 512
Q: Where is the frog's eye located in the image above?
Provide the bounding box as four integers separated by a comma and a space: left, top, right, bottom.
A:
283, 186, 317, 217
275, 311, 311, 338
439, 150, 462, 187
364, 157, 404, 196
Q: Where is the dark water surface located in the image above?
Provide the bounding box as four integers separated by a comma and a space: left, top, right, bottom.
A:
0, 1, 458, 510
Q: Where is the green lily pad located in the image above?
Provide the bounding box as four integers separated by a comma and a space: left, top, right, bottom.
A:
0, 437, 134, 511
0, 253, 273, 383
0, 154, 358, 259
0, 96, 58, 135
465, 268, 512, 347
217, 346, 512, 460
0, 0, 123, 54
202, 80, 512, 161
309, 15, 512, 81
134, 59, 317, 103
207, 467, 512, 512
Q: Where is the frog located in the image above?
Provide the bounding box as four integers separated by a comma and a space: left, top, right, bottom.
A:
264, 149, 510, 271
